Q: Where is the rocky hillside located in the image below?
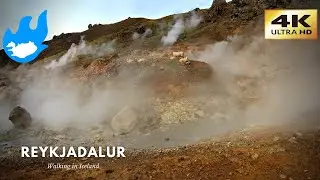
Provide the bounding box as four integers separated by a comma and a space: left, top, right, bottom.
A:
0, 0, 314, 69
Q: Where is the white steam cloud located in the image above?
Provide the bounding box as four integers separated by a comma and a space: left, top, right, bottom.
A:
17, 67, 150, 130
185, 11, 203, 29
0, 100, 13, 131
161, 11, 202, 46
191, 35, 320, 127
45, 37, 115, 69
161, 18, 185, 46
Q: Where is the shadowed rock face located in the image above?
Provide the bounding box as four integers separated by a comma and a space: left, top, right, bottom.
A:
206, 0, 310, 23
0, 50, 20, 69
8, 106, 32, 129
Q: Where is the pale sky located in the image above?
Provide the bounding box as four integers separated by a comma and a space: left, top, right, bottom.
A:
0, 0, 212, 49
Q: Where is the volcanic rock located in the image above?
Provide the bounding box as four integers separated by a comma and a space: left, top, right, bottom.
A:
136, 25, 146, 34
8, 106, 32, 129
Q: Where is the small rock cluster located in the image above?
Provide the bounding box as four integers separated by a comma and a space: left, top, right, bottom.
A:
171, 51, 191, 65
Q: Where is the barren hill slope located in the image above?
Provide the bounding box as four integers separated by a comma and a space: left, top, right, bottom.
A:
0, 0, 313, 68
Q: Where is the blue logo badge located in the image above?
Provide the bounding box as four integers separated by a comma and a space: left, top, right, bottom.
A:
2, 10, 48, 63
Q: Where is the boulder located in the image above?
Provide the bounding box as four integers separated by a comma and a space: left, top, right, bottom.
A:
8, 106, 32, 129
111, 106, 138, 134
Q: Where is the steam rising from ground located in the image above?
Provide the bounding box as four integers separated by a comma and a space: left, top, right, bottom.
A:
0, 30, 319, 148
35, 34, 319, 135
0, 101, 13, 131
185, 11, 203, 29
45, 37, 116, 69
127, 36, 320, 148
161, 11, 202, 46
192, 35, 320, 127
18, 68, 150, 130
162, 18, 185, 46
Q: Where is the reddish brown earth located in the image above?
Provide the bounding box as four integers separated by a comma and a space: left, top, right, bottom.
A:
1, 126, 320, 180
